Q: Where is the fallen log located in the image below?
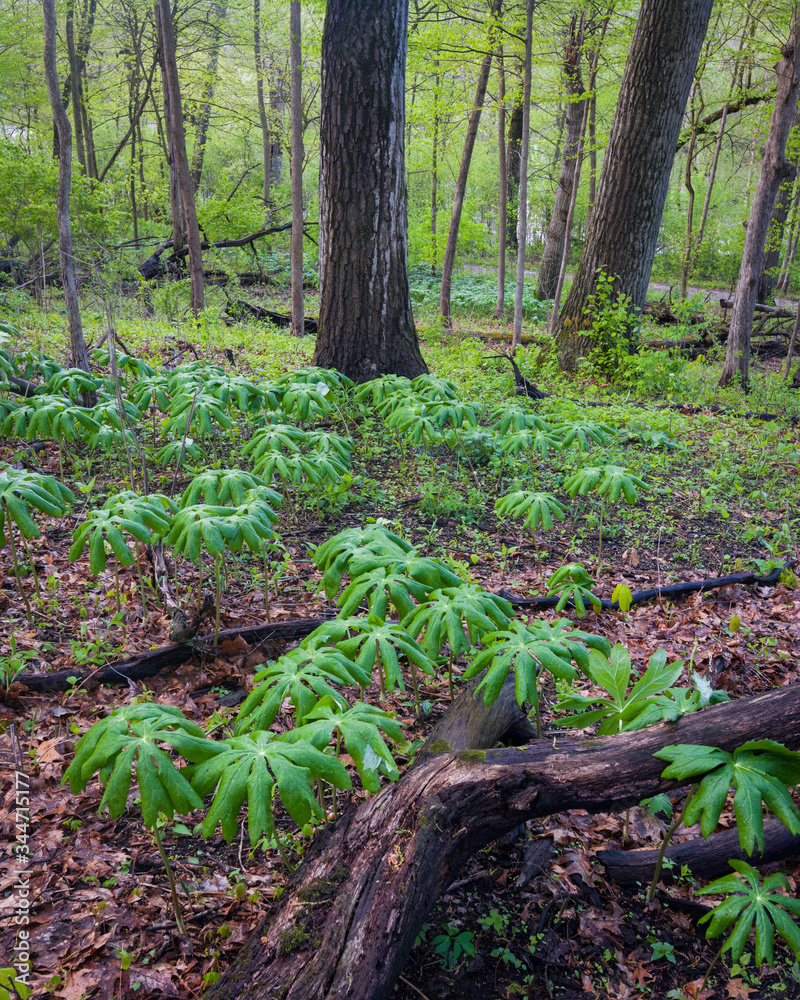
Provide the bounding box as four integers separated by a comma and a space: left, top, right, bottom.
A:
225, 298, 319, 334
498, 562, 790, 611
13, 615, 332, 693
597, 818, 800, 890
206, 683, 800, 1000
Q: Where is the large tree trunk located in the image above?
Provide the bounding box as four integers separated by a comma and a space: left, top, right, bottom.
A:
156, 0, 205, 315
536, 16, 586, 301
289, 1, 305, 338
758, 109, 800, 303
510, 0, 534, 350
720, 13, 800, 389
554, 0, 714, 369
314, 0, 427, 382
439, 0, 501, 326
190, 1, 226, 194
42, 0, 94, 396
207, 682, 800, 1000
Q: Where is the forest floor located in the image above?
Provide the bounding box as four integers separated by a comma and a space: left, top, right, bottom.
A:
1, 303, 799, 1000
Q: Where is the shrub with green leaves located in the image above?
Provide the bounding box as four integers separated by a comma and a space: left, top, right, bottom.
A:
311, 614, 438, 704
313, 525, 414, 599
2, 395, 99, 445
0, 465, 74, 622
186, 729, 352, 847
234, 645, 372, 734
292, 695, 403, 792
554, 645, 685, 734
179, 469, 279, 508
465, 618, 611, 709
63, 703, 209, 828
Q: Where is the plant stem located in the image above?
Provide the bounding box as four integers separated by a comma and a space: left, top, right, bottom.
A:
114, 559, 121, 614
5, 516, 34, 627
376, 645, 386, 701
274, 832, 294, 873
262, 548, 271, 622
409, 660, 421, 716
447, 655, 454, 702
699, 940, 725, 994
152, 825, 187, 936
136, 559, 148, 625
214, 558, 222, 645
19, 533, 40, 598
646, 786, 696, 903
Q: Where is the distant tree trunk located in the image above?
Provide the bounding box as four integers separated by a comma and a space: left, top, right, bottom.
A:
42, 0, 94, 397
254, 0, 272, 204
65, 0, 87, 176
679, 82, 702, 299
758, 109, 800, 303
156, 0, 205, 316
157, 15, 184, 252
494, 38, 507, 320
290, 1, 305, 338
778, 180, 800, 291
314, 0, 427, 382
270, 78, 286, 185
510, 0, 534, 350
431, 62, 440, 274
506, 94, 523, 251
554, 0, 714, 369
190, 1, 226, 194
440, 0, 501, 326
721, 14, 800, 389
536, 15, 586, 301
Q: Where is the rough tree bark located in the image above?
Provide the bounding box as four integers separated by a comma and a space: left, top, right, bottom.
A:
42, 0, 94, 394
439, 0, 502, 325
536, 15, 587, 301
314, 0, 427, 382
721, 12, 800, 389
511, 0, 534, 350
156, 0, 205, 315
289, 1, 305, 338
206, 682, 800, 1000
758, 109, 800, 303
554, 0, 714, 369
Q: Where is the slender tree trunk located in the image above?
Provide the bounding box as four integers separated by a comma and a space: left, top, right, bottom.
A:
536, 15, 586, 301
254, 0, 272, 205
314, 0, 427, 381
758, 109, 800, 302
431, 62, 440, 274
290, 1, 305, 338
440, 0, 501, 326
42, 0, 94, 395
778, 180, 800, 291
554, 0, 714, 369
721, 12, 800, 389
66, 0, 86, 175
511, 0, 534, 350
156, 0, 205, 316
158, 18, 184, 252
190, 1, 226, 194
494, 38, 507, 320
506, 93, 523, 251
679, 83, 701, 299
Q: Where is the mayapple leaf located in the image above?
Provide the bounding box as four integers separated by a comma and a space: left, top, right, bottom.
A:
697, 860, 800, 966
655, 742, 800, 854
